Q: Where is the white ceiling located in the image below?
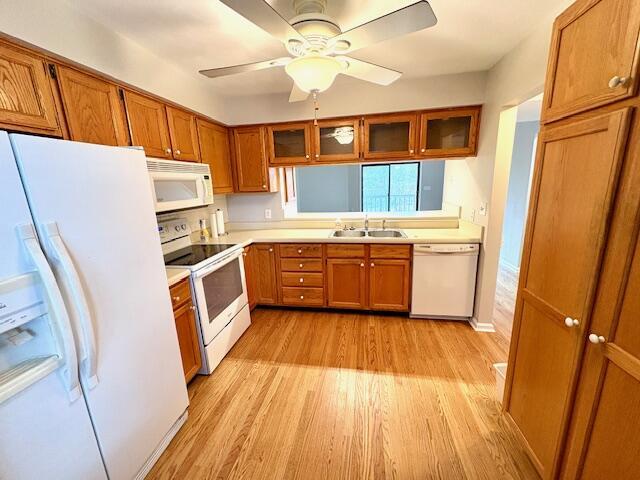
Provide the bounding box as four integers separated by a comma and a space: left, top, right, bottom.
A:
66, 0, 564, 97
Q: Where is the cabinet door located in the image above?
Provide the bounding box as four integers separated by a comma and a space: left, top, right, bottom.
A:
242, 246, 258, 310
254, 244, 278, 304
363, 114, 417, 159
166, 107, 200, 162
197, 119, 234, 193
232, 126, 270, 192
418, 107, 480, 158
267, 122, 312, 165
173, 301, 201, 383
504, 109, 630, 477
123, 90, 172, 158
0, 42, 61, 135
542, 0, 640, 123
56, 66, 130, 146
369, 259, 410, 311
314, 118, 361, 163
326, 258, 367, 309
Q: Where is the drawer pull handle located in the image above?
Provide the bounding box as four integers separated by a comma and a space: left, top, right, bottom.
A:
588, 333, 606, 344
299, 263, 303, 268
608, 76, 629, 89
299, 278, 304, 283
175, 149, 181, 155
269, 248, 273, 252
564, 317, 579, 328
300, 295, 304, 300
298, 249, 302, 254
172, 296, 181, 302
360, 263, 364, 267
370, 262, 375, 267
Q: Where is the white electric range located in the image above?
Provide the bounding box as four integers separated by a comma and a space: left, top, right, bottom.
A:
160, 219, 251, 374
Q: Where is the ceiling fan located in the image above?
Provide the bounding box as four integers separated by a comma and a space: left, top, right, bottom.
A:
200, 0, 437, 102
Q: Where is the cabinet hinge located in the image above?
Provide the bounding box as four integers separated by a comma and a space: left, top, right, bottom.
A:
47, 63, 57, 80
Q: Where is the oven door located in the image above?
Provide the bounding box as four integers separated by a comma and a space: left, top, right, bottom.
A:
192, 249, 248, 345
149, 171, 208, 213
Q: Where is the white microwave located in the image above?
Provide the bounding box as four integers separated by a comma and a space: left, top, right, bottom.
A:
147, 158, 214, 213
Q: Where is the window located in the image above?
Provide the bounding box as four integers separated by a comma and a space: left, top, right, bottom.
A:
362, 163, 419, 212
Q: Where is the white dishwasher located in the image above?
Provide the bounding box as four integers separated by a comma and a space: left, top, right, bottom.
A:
411, 243, 479, 319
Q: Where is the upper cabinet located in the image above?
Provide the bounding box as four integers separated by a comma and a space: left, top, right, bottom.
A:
56, 66, 130, 146
123, 90, 172, 159
542, 0, 640, 123
197, 119, 234, 194
314, 118, 361, 163
166, 107, 200, 162
0, 41, 61, 136
267, 122, 312, 165
418, 107, 480, 158
232, 126, 276, 192
363, 113, 417, 159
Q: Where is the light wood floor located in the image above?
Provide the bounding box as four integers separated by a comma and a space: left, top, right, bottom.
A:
492, 262, 519, 340
148, 308, 536, 480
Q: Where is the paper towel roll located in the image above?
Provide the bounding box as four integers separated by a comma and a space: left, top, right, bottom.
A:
215, 209, 225, 235
209, 213, 219, 238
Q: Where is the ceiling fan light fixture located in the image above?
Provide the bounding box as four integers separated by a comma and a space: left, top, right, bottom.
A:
285, 55, 344, 93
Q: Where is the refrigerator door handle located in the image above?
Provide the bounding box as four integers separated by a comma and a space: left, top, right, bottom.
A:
42, 222, 99, 389
18, 223, 82, 402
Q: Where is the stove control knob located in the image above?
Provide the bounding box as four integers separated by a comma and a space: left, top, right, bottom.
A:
174, 226, 180, 232
181, 224, 187, 230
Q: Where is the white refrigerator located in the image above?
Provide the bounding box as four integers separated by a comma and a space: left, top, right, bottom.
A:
0, 132, 189, 479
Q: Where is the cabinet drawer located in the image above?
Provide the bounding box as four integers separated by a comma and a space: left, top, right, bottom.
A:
281, 272, 324, 287
370, 244, 411, 259
169, 278, 191, 310
279, 243, 322, 258
326, 244, 366, 258
280, 258, 323, 272
281, 287, 324, 306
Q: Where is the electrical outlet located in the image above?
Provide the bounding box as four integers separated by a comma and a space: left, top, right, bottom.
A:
479, 202, 488, 216
264, 208, 272, 219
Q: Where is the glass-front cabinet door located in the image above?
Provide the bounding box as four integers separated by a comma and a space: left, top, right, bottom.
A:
267, 122, 312, 165
363, 114, 417, 159
314, 118, 361, 162
418, 107, 481, 157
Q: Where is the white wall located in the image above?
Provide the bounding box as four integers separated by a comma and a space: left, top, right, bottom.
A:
223, 72, 487, 125
443, 0, 574, 329
0, 0, 226, 121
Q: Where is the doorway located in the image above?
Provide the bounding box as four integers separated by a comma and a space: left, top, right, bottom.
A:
492, 94, 542, 338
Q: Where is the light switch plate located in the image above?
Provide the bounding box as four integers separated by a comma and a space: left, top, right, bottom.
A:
264, 209, 272, 219
479, 202, 488, 216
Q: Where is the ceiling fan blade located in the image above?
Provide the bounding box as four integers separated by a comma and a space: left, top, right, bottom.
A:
331, 1, 437, 54
219, 0, 308, 46
289, 83, 309, 102
337, 56, 402, 86
199, 57, 291, 78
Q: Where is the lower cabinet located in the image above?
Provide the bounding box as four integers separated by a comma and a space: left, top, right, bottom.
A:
169, 278, 201, 383
369, 259, 411, 311
254, 244, 278, 304
242, 246, 258, 311
326, 258, 367, 309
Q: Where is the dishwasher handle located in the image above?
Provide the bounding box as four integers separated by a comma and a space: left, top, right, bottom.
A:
414, 243, 479, 255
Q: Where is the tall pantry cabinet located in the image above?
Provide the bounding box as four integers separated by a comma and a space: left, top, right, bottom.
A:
504, 0, 640, 479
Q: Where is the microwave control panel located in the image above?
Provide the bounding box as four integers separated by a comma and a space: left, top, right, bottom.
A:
158, 218, 191, 244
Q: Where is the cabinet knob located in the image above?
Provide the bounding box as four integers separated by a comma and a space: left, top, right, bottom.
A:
315, 154, 319, 158
409, 149, 414, 154
190, 305, 196, 311
588, 333, 606, 344
564, 317, 579, 328
608, 76, 629, 89
175, 149, 181, 155
172, 296, 180, 301
370, 262, 375, 267
269, 248, 273, 252
299, 278, 304, 283
262, 184, 267, 189
421, 148, 426, 153
165, 148, 172, 154
300, 295, 304, 300
360, 263, 364, 267
297, 249, 302, 254
305, 154, 309, 159
299, 263, 303, 268
242, 252, 247, 257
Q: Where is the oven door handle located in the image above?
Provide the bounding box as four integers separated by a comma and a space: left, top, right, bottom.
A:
194, 248, 243, 278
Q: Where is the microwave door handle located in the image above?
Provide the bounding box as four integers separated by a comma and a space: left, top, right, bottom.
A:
17, 224, 82, 402
195, 249, 243, 278
199, 177, 206, 203
42, 222, 99, 389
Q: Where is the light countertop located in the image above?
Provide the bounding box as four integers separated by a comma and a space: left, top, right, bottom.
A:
194, 225, 482, 247
165, 267, 190, 287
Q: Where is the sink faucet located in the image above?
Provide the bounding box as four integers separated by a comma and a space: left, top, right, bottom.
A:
364, 214, 369, 232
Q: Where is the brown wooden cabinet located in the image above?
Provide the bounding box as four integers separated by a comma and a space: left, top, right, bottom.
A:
368, 245, 411, 311
166, 106, 200, 162
232, 126, 275, 192
363, 113, 417, 159
254, 244, 278, 304
0, 41, 62, 136
56, 65, 130, 146
542, 0, 640, 123
267, 122, 312, 165
314, 118, 361, 163
169, 278, 201, 384
326, 258, 367, 309
197, 119, 234, 193
418, 107, 480, 158
123, 90, 172, 158
242, 246, 258, 311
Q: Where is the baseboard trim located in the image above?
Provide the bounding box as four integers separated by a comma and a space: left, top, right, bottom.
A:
469, 317, 496, 332
135, 409, 188, 480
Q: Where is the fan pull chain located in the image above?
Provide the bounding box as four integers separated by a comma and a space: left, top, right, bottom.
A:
313, 90, 319, 126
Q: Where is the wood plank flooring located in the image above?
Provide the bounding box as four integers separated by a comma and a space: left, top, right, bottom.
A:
148, 308, 536, 480
493, 262, 519, 339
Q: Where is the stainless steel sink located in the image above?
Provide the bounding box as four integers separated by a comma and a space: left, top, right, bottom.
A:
367, 230, 407, 238
331, 230, 367, 237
